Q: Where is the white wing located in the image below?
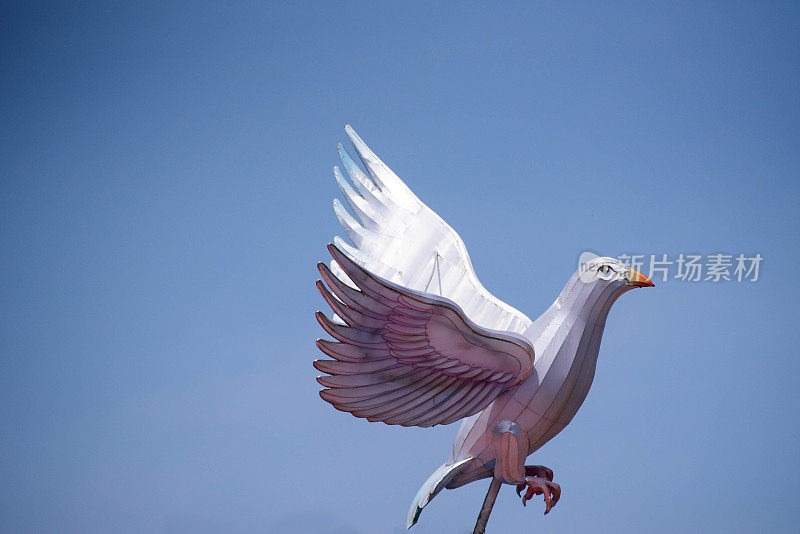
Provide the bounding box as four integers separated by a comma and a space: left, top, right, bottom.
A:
330, 125, 533, 335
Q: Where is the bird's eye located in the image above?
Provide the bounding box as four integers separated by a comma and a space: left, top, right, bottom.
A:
597, 265, 616, 277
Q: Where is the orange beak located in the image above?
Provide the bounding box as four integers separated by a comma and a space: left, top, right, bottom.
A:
627, 269, 655, 287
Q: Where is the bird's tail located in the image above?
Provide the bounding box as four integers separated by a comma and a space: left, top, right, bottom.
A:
406, 457, 473, 529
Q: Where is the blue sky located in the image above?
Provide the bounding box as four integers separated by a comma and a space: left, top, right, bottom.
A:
2, 2, 799, 533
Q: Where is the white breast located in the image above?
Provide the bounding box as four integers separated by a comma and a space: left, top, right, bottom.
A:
450, 277, 628, 466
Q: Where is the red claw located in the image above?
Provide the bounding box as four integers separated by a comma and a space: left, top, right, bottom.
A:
518, 476, 560, 514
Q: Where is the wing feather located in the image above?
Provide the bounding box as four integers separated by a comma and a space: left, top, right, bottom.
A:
314, 244, 533, 427
331, 125, 533, 335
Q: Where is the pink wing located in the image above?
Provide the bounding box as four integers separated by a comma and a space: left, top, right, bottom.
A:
314, 244, 534, 427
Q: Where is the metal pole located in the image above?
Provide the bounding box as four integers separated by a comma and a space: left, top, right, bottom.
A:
473, 477, 502, 534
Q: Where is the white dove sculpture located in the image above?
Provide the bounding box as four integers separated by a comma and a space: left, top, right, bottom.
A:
314, 126, 654, 533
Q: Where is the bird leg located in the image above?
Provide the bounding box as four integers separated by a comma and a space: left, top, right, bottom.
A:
490, 423, 560, 515
515, 465, 560, 514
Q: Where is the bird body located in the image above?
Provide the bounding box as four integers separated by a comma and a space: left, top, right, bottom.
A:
446, 268, 634, 487
313, 126, 654, 530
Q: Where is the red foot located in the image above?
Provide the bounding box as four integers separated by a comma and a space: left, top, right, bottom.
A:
515, 465, 560, 514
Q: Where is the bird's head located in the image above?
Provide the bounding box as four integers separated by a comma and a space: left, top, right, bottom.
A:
551, 253, 654, 325
578, 255, 655, 290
